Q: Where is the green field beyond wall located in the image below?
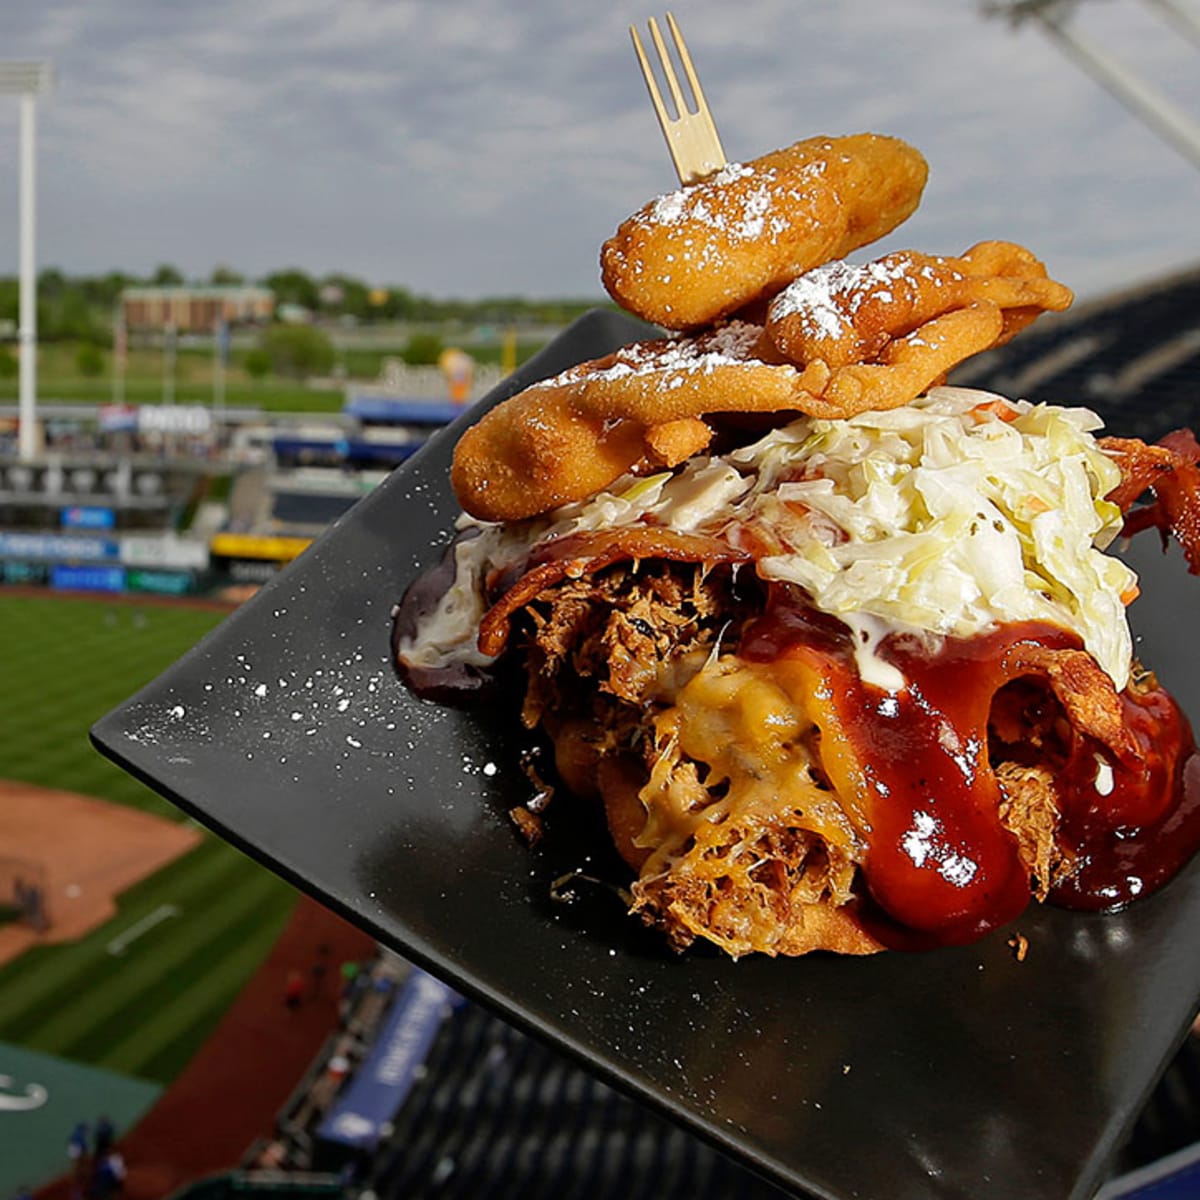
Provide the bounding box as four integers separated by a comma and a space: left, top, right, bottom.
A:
0, 595, 298, 1190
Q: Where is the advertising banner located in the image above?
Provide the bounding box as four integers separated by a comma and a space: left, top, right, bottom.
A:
98, 405, 138, 433
61, 506, 117, 531
317, 970, 461, 1151
1, 561, 48, 586
126, 569, 194, 596
50, 565, 126, 593
209, 533, 311, 563
0, 533, 120, 562
119, 536, 209, 570
138, 406, 212, 436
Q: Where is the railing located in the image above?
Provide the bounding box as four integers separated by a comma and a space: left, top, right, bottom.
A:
165, 1169, 344, 1200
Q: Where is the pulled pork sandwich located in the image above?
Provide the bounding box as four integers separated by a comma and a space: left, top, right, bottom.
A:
394, 132, 1200, 958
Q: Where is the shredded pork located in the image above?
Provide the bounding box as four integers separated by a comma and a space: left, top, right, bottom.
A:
499, 555, 1148, 956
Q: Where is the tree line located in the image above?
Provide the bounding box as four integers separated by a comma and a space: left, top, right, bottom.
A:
0, 264, 607, 343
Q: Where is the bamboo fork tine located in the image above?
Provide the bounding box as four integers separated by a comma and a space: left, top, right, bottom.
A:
630, 12, 727, 185
648, 17, 690, 123
630, 23, 674, 139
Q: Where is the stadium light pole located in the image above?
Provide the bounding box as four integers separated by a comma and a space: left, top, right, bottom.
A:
983, 1, 1200, 172
1140, 0, 1200, 52
0, 61, 53, 461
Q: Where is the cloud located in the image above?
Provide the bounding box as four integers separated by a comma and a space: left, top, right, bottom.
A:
0, 0, 1197, 299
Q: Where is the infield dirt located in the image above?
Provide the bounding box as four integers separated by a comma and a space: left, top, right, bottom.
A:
0, 779, 201, 965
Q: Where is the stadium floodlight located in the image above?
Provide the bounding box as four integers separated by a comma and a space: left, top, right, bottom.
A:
0, 62, 53, 94
1, 61, 53, 461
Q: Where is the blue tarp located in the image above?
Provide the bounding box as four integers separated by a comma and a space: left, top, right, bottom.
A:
317, 970, 462, 1150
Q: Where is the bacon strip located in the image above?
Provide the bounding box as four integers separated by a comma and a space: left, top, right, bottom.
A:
477, 528, 750, 658
1101, 430, 1200, 574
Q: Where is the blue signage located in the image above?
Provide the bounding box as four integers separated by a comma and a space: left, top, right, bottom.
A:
98, 405, 138, 433
62, 506, 116, 531
317, 970, 462, 1150
50, 565, 126, 593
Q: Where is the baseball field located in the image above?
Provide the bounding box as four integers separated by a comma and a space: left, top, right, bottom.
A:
0, 592, 299, 1190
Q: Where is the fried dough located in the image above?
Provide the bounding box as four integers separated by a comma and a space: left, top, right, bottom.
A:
600, 133, 928, 330
451, 323, 815, 521
765, 241, 1073, 368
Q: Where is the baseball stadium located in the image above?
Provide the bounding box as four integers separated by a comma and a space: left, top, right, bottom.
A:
0, 265, 812, 1198
1, 262, 1200, 1199
5, 4, 1200, 1190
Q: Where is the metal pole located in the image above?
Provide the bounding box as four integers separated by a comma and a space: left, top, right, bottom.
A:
1140, 0, 1200, 51
17, 92, 37, 460
163, 318, 176, 405
112, 302, 125, 405
1034, 6, 1200, 171
213, 317, 226, 418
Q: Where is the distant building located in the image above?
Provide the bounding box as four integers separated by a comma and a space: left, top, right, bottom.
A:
120, 285, 274, 332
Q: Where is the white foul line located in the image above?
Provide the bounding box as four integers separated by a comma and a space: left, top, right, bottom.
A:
107, 904, 180, 956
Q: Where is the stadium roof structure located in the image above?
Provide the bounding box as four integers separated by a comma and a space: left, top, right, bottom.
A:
121, 285, 274, 300
951, 261, 1200, 442
344, 395, 466, 426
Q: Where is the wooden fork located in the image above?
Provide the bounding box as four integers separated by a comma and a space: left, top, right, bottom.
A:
630, 13, 727, 184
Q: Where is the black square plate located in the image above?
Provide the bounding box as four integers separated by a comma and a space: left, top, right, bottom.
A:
93, 310, 1200, 1200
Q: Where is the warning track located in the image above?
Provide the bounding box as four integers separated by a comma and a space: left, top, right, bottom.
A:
36, 894, 376, 1200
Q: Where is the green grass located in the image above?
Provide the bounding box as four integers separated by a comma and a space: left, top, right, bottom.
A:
1, 376, 343, 413
0, 597, 227, 812
0, 334, 558, 412
0, 594, 298, 1081
0, 343, 342, 412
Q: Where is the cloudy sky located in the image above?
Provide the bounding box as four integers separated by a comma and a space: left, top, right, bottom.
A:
2, 0, 1199, 303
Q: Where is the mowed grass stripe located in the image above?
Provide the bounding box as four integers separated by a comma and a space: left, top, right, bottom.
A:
0, 594, 302, 1084
0, 840, 247, 1034
0, 596, 226, 813
6, 858, 285, 1057
89, 882, 296, 1079
61, 866, 290, 1065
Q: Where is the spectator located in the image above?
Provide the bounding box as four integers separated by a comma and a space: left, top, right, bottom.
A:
283, 969, 305, 1010
93, 1115, 115, 1157
310, 942, 332, 999
88, 1150, 125, 1199
67, 1122, 89, 1164
67, 1122, 89, 1200
338, 960, 363, 1022
254, 1140, 288, 1169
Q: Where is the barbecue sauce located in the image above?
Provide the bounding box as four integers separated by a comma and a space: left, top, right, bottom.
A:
741, 587, 1199, 948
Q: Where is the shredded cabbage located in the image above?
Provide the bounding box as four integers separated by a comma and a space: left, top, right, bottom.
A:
402, 386, 1137, 689
725, 387, 1134, 688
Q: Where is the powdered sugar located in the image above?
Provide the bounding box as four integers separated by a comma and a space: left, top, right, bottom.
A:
642, 161, 821, 246
532, 321, 769, 389
768, 257, 915, 341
